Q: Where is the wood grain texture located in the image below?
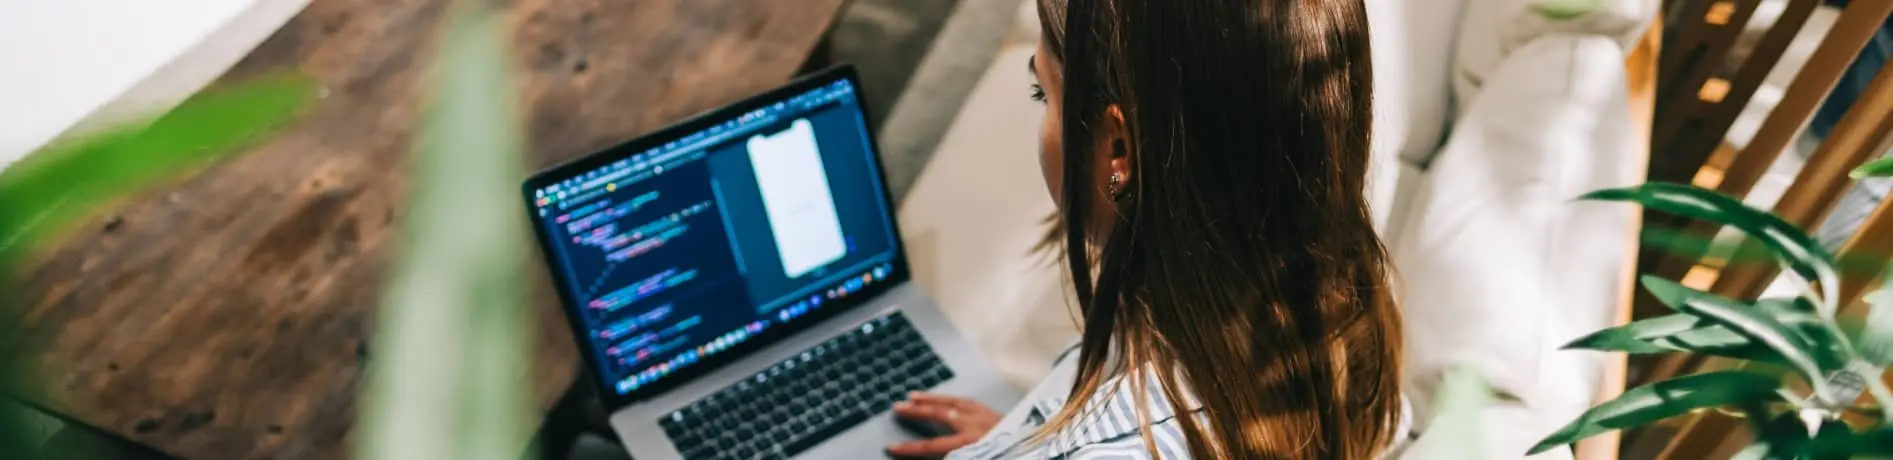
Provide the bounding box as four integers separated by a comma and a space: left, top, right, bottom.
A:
8, 0, 845, 458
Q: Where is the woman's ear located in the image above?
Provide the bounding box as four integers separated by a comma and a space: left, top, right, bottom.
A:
1101, 104, 1132, 193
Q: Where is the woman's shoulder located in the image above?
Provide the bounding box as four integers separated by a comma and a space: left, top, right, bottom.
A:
1024, 370, 1200, 458
1053, 369, 1415, 459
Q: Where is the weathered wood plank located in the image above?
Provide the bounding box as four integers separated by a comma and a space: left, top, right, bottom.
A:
10, 0, 846, 458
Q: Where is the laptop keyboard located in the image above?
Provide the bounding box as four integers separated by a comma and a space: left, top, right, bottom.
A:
658, 312, 955, 460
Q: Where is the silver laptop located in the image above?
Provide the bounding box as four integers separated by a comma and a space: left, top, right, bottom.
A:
524, 66, 1020, 460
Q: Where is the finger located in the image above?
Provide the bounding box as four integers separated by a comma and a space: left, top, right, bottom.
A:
891, 400, 956, 424
905, 391, 972, 408
885, 434, 975, 457
913, 392, 993, 414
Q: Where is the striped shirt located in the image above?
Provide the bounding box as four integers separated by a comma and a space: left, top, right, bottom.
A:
948, 345, 1413, 459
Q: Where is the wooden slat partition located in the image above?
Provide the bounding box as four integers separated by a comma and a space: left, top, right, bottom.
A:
1642, 0, 1893, 389
1698, 0, 1892, 202
1647, 0, 1893, 283
1641, 2, 1893, 455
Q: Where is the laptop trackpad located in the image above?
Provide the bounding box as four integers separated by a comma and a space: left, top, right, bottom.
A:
794, 410, 921, 459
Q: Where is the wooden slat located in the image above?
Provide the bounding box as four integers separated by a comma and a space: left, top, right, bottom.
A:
7, 0, 848, 458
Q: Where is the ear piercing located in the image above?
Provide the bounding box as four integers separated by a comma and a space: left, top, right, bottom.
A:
1108, 173, 1123, 198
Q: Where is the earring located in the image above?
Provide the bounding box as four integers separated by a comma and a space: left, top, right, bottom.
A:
1108, 173, 1123, 198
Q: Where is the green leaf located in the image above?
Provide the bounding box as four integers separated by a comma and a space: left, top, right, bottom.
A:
1641, 277, 1844, 384
0, 75, 316, 261
1569, 319, 1787, 362
1527, 371, 1784, 454
1852, 157, 1893, 179
1564, 314, 1703, 353
1566, 298, 1841, 365
1586, 183, 1840, 317
1648, 328, 1781, 361
354, 2, 532, 460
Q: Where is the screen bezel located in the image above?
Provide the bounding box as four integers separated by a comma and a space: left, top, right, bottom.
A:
522, 65, 914, 411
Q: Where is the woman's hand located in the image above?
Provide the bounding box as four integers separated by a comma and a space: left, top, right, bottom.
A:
884, 392, 1002, 458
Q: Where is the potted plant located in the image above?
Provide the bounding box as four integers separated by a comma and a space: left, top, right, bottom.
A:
1527, 158, 1893, 457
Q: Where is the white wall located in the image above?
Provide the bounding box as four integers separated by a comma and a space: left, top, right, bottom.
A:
0, 0, 307, 168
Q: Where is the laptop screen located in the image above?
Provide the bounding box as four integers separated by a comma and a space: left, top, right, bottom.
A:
526, 72, 904, 402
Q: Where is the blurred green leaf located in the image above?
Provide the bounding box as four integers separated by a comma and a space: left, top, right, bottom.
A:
1642, 277, 1845, 380
1843, 427, 1893, 455
1528, 371, 1784, 454
1531, 0, 1604, 20
354, 2, 532, 460
1852, 157, 1893, 179
0, 75, 316, 262
1640, 227, 1890, 278
1586, 183, 1840, 316
1410, 367, 1490, 459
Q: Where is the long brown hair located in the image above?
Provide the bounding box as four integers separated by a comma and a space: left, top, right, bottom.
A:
1035, 0, 1403, 458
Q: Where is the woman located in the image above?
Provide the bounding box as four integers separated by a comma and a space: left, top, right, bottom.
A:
885, 0, 1409, 458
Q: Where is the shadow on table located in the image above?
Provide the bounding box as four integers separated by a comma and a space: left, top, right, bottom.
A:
534, 376, 629, 460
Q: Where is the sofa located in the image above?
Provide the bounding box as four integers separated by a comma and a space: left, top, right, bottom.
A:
1374, 0, 1655, 458
901, 0, 1657, 458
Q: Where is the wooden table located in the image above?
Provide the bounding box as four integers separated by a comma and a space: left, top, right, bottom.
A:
10, 0, 846, 458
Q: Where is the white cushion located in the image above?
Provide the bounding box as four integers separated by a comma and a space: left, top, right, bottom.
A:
1455, 0, 1659, 110
1364, 0, 1472, 228
1394, 34, 1643, 458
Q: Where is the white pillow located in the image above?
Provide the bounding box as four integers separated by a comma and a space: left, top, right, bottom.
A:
1455, 0, 1658, 110
1395, 34, 1644, 459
